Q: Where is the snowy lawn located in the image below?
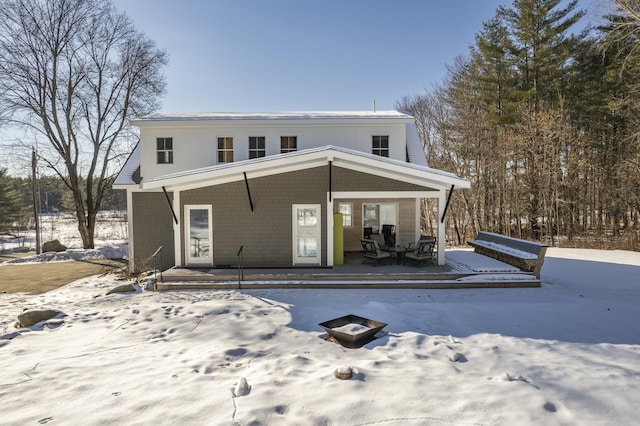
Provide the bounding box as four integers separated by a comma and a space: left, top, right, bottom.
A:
1, 246, 639, 425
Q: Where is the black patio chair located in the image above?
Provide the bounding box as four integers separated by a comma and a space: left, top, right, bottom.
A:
404, 240, 436, 266
361, 238, 392, 266
381, 224, 396, 247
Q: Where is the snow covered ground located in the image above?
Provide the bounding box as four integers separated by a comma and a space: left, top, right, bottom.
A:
0, 212, 127, 253
1, 217, 639, 425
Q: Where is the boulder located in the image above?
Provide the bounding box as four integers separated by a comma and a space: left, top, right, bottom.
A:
106, 282, 138, 295
42, 239, 67, 252
17, 309, 63, 327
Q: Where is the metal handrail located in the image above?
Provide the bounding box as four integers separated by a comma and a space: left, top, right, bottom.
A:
151, 246, 164, 282
237, 245, 244, 284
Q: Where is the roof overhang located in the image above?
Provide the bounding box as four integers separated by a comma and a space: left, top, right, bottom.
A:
141, 145, 470, 192
131, 110, 415, 127
113, 143, 141, 188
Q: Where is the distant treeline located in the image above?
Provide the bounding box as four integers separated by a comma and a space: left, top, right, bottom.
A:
0, 169, 124, 233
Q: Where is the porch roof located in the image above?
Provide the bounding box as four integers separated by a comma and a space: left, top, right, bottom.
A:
140, 145, 470, 192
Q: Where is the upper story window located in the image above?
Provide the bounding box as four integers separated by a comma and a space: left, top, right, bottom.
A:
156, 137, 173, 164
218, 137, 234, 163
372, 135, 389, 157
280, 136, 297, 153
249, 136, 266, 159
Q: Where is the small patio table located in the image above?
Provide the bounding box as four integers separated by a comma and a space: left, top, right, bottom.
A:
382, 246, 406, 265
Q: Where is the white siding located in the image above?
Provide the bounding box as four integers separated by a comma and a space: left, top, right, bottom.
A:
139, 120, 408, 182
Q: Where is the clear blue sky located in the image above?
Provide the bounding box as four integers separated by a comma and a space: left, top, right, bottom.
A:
110, 0, 508, 112
111, 0, 597, 113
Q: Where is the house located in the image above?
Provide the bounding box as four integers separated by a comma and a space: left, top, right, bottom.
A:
113, 111, 470, 272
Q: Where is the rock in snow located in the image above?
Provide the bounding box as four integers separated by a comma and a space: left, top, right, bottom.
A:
105, 283, 139, 295
335, 366, 353, 380
42, 239, 67, 252
17, 309, 64, 328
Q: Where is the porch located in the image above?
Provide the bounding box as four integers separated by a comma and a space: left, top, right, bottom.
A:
155, 250, 541, 290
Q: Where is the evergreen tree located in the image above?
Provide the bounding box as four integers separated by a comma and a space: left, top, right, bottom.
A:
0, 168, 21, 232
498, 0, 586, 110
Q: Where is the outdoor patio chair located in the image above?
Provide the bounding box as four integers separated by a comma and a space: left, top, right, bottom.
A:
404, 240, 436, 266
406, 236, 436, 253
361, 238, 392, 266
382, 224, 396, 247
364, 227, 373, 238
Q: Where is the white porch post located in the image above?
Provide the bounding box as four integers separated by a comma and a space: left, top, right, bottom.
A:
327, 193, 334, 267
415, 198, 422, 241
437, 190, 446, 265
173, 190, 182, 267
126, 189, 135, 274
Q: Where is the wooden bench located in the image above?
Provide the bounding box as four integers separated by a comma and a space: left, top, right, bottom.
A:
467, 232, 548, 278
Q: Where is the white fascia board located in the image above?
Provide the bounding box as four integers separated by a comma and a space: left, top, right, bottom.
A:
131, 111, 415, 128
328, 147, 470, 189
142, 154, 328, 190
142, 146, 470, 191
333, 157, 470, 190
112, 183, 139, 190
334, 160, 442, 190
160, 159, 329, 192
332, 191, 441, 199
133, 117, 413, 129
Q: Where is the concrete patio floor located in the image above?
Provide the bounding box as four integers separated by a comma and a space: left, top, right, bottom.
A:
156, 250, 541, 290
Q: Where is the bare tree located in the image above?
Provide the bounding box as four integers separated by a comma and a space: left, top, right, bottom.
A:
0, 0, 167, 248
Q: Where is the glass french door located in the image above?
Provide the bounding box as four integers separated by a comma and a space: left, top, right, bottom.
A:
292, 204, 321, 265
185, 205, 212, 265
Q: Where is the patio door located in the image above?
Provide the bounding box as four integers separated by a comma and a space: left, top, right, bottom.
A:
185, 205, 212, 265
292, 204, 321, 265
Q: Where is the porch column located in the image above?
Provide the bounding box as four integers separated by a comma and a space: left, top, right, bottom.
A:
414, 198, 421, 242
126, 189, 135, 274
437, 190, 446, 265
173, 190, 182, 266
327, 193, 334, 266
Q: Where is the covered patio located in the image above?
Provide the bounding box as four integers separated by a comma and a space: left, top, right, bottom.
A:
154, 249, 541, 290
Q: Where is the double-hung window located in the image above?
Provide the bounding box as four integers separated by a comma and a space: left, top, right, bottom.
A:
280, 136, 297, 153
156, 137, 173, 164
372, 135, 389, 157
338, 202, 353, 227
217, 137, 234, 163
249, 136, 266, 159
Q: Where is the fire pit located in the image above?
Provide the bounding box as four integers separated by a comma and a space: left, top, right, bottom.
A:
319, 314, 387, 348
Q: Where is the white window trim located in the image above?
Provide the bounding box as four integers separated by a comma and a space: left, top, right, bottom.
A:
337, 202, 353, 227
249, 136, 266, 159
217, 136, 234, 163
280, 136, 297, 153
156, 137, 173, 164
